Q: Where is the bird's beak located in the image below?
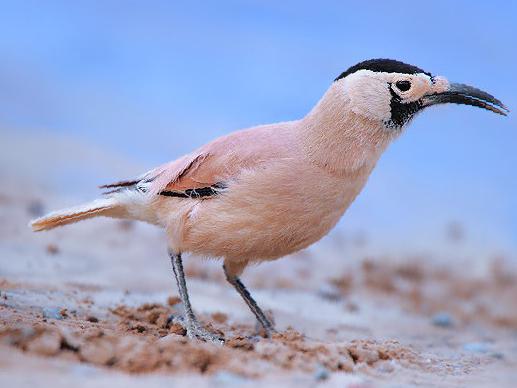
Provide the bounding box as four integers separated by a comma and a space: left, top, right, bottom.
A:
422, 82, 509, 116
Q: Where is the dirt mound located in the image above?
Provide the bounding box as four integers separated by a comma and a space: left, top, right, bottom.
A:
0, 301, 434, 378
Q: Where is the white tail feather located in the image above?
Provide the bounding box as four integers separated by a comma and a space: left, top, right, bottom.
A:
30, 197, 122, 232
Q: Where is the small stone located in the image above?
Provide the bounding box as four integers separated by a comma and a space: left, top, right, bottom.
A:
211, 312, 228, 324
86, 316, 99, 323
167, 296, 181, 306
463, 342, 490, 353
46, 244, 60, 255
317, 284, 342, 302
432, 312, 454, 328
314, 365, 330, 381
42, 307, 64, 320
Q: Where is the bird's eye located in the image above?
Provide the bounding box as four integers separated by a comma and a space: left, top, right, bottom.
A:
395, 80, 411, 92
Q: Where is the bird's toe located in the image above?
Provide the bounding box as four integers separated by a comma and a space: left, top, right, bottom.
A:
186, 322, 224, 345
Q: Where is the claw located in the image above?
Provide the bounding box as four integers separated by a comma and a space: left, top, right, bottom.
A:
170, 315, 224, 344
186, 322, 225, 345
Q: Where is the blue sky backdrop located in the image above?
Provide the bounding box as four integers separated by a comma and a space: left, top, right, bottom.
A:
1, 1, 515, 255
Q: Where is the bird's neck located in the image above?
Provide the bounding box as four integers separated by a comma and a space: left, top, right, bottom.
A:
298, 83, 393, 177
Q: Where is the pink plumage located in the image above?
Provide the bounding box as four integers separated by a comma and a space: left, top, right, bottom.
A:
30, 59, 508, 341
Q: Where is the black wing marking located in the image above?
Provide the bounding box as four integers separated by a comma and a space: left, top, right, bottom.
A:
159, 182, 226, 199
99, 176, 155, 195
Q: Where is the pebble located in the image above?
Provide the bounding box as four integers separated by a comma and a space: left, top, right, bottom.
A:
42, 307, 64, 320
317, 284, 342, 302
463, 342, 490, 353
86, 316, 99, 323
431, 312, 454, 328
46, 244, 60, 255
314, 365, 330, 381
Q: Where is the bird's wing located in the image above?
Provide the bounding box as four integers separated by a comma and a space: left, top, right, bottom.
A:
101, 123, 293, 197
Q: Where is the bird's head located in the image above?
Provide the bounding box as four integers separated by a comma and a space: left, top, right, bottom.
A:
334, 58, 508, 130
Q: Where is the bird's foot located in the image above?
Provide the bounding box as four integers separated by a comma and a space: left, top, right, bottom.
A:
256, 322, 276, 338
255, 309, 276, 338
186, 321, 224, 344
169, 315, 224, 345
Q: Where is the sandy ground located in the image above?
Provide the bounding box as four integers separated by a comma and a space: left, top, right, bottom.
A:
1, 131, 517, 387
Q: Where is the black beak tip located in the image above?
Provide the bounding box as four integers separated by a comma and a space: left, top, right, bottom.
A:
428, 83, 510, 117
489, 102, 509, 117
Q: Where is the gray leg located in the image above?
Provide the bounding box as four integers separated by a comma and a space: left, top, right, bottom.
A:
169, 251, 223, 344
223, 264, 275, 337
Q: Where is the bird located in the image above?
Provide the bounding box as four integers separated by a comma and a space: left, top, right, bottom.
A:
30, 58, 508, 343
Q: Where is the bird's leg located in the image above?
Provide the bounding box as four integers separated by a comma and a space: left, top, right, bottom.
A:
223, 264, 275, 337
169, 251, 223, 344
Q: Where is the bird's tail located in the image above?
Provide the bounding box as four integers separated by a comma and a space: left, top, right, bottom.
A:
30, 197, 125, 232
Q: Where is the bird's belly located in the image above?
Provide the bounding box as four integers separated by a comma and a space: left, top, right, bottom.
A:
182, 163, 368, 262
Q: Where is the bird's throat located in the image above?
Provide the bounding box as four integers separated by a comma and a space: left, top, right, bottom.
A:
299, 84, 390, 177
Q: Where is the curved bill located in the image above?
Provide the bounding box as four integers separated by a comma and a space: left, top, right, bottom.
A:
422, 83, 509, 116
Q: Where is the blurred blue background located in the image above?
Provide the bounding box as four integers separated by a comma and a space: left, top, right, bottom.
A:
1, 1, 515, 255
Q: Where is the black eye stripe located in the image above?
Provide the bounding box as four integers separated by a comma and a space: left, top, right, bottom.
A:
395, 80, 411, 92
386, 82, 423, 128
